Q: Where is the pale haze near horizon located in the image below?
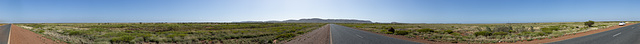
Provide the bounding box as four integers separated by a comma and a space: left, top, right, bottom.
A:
1, 0, 639, 23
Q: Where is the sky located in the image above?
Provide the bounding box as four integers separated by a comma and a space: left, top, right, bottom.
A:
1, 0, 639, 23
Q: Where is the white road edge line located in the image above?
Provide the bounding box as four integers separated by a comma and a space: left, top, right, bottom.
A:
613, 32, 621, 37
7, 24, 11, 44
329, 24, 333, 44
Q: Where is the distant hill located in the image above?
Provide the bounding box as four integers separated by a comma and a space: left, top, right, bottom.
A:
235, 18, 373, 23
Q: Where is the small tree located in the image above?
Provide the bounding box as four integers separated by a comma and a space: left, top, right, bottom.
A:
388, 27, 395, 33
584, 20, 595, 27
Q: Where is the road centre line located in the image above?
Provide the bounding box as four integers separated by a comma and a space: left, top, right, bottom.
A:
613, 32, 621, 37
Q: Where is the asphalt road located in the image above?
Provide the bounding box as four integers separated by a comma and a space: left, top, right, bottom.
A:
330, 24, 420, 44
0, 24, 10, 44
549, 24, 640, 44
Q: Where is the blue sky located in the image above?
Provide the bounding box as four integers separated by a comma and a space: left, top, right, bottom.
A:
1, 0, 639, 23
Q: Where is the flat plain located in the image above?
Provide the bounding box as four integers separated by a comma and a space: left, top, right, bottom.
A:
13, 21, 640, 44
16, 23, 325, 44
336, 21, 638, 43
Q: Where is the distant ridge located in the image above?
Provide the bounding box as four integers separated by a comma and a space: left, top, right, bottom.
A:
235, 18, 373, 23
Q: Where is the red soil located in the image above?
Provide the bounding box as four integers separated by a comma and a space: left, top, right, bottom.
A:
10, 24, 67, 44
283, 25, 331, 44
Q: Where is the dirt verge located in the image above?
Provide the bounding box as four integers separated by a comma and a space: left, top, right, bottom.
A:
283, 24, 331, 44
10, 24, 67, 44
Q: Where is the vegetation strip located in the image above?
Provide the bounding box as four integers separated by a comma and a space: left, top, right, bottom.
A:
17, 23, 325, 44
336, 21, 636, 43
524, 23, 637, 44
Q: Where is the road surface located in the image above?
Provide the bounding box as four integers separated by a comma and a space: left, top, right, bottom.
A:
330, 24, 420, 44
0, 24, 10, 44
549, 24, 640, 44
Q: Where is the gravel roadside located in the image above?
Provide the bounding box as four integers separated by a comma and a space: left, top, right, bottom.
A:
10, 24, 66, 44
284, 24, 331, 44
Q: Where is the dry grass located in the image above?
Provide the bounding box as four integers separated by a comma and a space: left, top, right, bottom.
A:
16, 23, 325, 44
337, 21, 632, 43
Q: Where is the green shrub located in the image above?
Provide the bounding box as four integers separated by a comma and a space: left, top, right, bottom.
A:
540, 26, 559, 34
36, 30, 45, 33
496, 26, 511, 32
89, 28, 108, 32
167, 34, 187, 38
598, 25, 608, 27
451, 32, 461, 36
542, 30, 553, 34
537, 32, 548, 36
111, 35, 136, 42
416, 28, 435, 33
444, 30, 454, 34
295, 31, 305, 34
540, 27, 554, 34
65, 30, 87, 35
276, 33, 296, 38
140, 34, 153, 38
519, 31, 534, 36
508, 30, 515, 33
541, 26, 560, 31
384, 32, 394, 34
474, 31, 492, 36
522, 31, 533, 34
493, 32, 508, 35
395, 31, 410, 35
